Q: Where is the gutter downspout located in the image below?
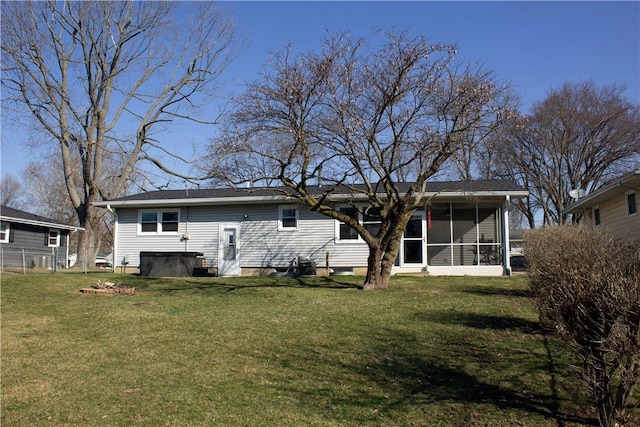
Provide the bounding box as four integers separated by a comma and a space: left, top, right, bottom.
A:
106, 204, 117, 274
502, 195, 511, 276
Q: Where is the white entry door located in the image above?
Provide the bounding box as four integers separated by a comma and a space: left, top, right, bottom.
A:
218, 223, 241, 276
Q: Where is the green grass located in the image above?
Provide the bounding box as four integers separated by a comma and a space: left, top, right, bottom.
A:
1, 272, 602, 426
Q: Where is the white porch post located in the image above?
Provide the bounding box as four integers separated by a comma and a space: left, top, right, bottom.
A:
502, 195, 511, 276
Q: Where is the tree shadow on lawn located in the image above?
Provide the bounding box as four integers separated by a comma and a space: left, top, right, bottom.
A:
131, 275, 362, 295
416, 310, 541, 334
268, 324, 596, 426
456, 284, 533, 299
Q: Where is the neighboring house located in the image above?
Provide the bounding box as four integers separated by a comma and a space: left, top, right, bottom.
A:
95, 180, 528, 277
564, 169, 640, 242
0, 205, 83, 270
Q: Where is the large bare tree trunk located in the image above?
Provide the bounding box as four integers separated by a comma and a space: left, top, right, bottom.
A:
2, 1, 240, 254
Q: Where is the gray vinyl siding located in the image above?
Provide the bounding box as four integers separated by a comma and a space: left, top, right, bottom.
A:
0, 221, 69, 269
1, 222, 69, 251
115, 204, 371, 269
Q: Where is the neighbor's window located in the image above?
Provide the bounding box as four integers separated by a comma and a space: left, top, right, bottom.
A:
627, 192, 637, 216
0, 223, 9, 243
278, 206, 298, 230
48, 230, 60, 247
139, 209, 180, 234
593, 206, 601, 226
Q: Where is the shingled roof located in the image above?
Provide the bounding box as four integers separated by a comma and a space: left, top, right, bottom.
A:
0, 205, 82, 231
95, 180, 527, 208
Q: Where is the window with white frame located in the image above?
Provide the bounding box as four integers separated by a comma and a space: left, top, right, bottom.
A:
335, 206, 382, 242
138, 209, 180, 234
48, 229, 60, 247
278, 206, 298, 230
593, 206, 601, 226
627, 191, 637, 216
0, 223, 9, 243
337, 206, 360, 241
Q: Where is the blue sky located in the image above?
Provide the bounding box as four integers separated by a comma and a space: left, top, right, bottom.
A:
2, 1, 639, 181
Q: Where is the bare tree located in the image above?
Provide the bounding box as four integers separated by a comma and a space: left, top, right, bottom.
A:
1, 173, 24, 209
495, 82, 640, 226
1, 1, 241, 266
206, 31, 514, 289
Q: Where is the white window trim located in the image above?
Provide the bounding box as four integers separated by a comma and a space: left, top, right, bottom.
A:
137, 209, 181, 235
334, 205, 382, 244
0, 223, 9, 243
278, 205, 299, 231
48, 229, 60, 247
626, 191, 637, 217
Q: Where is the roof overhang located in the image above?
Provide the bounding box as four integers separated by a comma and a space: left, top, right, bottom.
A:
0, 215, 84, 232
94, 190, 528, 209
564, 169, 640, 214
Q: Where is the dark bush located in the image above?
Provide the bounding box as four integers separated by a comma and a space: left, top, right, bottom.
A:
524, 226, 640, 427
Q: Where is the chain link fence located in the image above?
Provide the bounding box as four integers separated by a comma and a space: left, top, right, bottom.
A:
1, 247, 63, 274
1, 246, 113, 274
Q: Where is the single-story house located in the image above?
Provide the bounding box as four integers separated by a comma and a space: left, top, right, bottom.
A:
564, 169, 640, 241
0, 205, 83, 270
95, 180, 528, 277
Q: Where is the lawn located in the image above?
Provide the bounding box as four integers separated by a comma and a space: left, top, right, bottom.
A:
1, 272, 599, 426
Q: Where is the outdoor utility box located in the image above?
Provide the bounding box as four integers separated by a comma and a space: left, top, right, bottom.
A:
297, 257, 317, 276
139, 251, 204, 277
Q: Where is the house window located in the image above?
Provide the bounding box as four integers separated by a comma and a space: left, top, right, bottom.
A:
593, 206, 601, 226
338, 207, 359, 241
139, 209, 180, 234
140, 212, 158, 232
48, 230, 60, 247
362, 207, 382, 236
627, 192, 637, 216
0, 223, 9, 243
335, 206, 383, 241
161, 211, 179, 232
278, 206, 298, 230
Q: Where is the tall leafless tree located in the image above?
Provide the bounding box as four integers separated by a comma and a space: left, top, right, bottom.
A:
206, 31, 514, 289
1, 174, 24, 209
495, 81, 640, 226
1, 1, 241, 266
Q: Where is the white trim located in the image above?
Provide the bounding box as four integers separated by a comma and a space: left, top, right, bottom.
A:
0, 222, 9, 243
94, 190, 529, 209
334, 206, 363, 243
48, 229, 60, 247
137, 208, 181, 235
0, 216, 82, 231
278, 205, 299, 231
